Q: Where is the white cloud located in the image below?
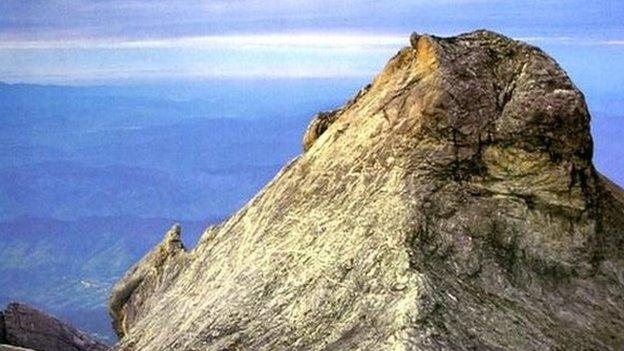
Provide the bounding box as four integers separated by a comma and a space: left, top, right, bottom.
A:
0, 33, 408, 50
3, 31, 622, 84
0, 66, 378, 84
600, 40, 624, 46
5, 33, 624, 51
0, 32, 404, 83
517, 36, 574, 42
518, 36, 624, 46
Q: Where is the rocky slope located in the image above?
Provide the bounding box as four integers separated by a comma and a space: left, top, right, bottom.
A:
0, 303, 108, 351
109, 30, 624, 350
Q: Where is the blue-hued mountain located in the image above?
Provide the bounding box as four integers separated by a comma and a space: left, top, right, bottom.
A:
0, 79, 367, 221
0, 78, 367, 341
0, 216, 209, 341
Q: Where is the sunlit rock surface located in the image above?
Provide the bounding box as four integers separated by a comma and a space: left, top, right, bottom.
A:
110, 30, 624, 350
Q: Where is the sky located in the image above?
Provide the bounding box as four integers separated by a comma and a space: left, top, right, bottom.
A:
1, 0, 624, 84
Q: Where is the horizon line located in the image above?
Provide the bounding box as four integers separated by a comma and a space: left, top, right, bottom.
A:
2, 32, 624, 50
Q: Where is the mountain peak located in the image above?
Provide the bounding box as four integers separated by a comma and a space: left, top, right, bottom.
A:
109, 30, 624, 350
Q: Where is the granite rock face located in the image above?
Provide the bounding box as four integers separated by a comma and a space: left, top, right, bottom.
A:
302, 109, 340, 152
109, 224, 186, 338
2, 303, 108, 351
110, 30, 624, 350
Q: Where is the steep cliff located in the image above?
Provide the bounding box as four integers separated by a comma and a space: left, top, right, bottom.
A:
110, 30, 624, 350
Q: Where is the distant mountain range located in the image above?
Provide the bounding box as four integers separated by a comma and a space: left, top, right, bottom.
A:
0, 80, 365, 221
0, 216, 210, 341
0, 79, 365, 341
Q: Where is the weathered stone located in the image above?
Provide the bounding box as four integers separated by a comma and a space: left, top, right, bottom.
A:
110, 30, 624, 350
108, 224, 186, 338
409, 32, 421, 48
302, 109, 341, 151
3, 303, 108, 351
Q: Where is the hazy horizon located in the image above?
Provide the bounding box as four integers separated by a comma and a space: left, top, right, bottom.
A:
2, 1, 624, 85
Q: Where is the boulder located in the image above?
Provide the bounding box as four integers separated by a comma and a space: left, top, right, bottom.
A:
3, 303, 108, 351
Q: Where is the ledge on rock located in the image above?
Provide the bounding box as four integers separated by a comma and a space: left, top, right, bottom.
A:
302, 109, 341, 151
109, 223, 187, 338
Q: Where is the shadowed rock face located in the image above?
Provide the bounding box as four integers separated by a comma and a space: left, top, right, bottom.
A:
0, 312, 6, 344
110, 30, 624, 350
2, 303, 108, 351
302, 109, 341, 152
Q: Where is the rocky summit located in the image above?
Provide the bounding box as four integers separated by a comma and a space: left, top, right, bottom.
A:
109, 30, 624, 350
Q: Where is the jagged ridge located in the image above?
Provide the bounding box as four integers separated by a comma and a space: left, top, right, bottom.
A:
109, 30, 624, 350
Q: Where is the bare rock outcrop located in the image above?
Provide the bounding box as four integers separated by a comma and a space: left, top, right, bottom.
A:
108, 224, 186, 338
302, 109, 341, 151
1, 303, 108, 351
110, 30, 624, 350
